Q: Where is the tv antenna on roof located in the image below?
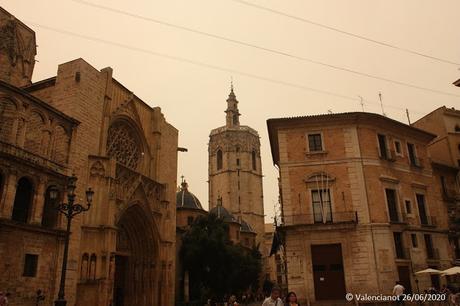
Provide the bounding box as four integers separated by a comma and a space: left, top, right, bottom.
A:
358, 95, 364, 112
379, 92, 386, 117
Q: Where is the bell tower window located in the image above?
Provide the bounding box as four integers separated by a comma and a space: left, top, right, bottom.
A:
217, 149, 223, 170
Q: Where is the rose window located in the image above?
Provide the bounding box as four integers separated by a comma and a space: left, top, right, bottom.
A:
107, 121, 141, 169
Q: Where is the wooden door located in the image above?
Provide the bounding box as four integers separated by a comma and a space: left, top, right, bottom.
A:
397, 265, 413, 294
311, 244, 346, 300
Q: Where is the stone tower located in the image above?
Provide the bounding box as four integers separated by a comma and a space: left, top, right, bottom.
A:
208, 85, 265, 247
0, 7, 36, 87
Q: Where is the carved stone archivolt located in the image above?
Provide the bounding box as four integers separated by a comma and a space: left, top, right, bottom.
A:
114, 164, 164, 211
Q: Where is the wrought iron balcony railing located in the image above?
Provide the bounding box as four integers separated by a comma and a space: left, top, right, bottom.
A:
443, 189, 460, 202
282, 211, 358, 226
0, 140, 67, 174
409, 157, 424, 168
420, 215, 437, 227
395, 247, 411, 260
426, 248, 440, 261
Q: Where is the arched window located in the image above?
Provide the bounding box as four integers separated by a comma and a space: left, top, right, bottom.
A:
81, 253, 89, 280
42, 186, 59, 228
24, 111, 45, 154
89, 253, 97, 280
12, 177, 33, 223
53, 126, 70, 164
0, 99, 17, 143
233, 114, 238, 125
106, 121, 142, 170
252, 150, 257, 171
216, 149, 223, 170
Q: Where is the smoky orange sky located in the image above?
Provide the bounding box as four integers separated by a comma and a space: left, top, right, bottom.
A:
2, 0, 459, 222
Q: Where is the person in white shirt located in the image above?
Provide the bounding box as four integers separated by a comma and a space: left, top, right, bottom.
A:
392, 281, 405, 305
262, 286, 283, 306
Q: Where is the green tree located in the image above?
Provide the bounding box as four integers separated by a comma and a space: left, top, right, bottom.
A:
180, 214, 262, 302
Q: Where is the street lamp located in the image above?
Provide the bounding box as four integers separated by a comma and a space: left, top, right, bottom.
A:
51, 174, 94, 306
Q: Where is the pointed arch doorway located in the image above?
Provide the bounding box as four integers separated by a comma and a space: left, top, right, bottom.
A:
113, 204, 159, 306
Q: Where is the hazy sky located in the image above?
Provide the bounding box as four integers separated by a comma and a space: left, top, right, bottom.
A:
2, 0, 459, 222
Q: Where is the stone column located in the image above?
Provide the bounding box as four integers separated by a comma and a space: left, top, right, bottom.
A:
15, 117, 26, 147
30, 178, 46, 225
1, 171, 17, 218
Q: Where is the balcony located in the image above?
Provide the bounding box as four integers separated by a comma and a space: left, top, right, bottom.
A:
420, 216, 437, 228
377, 147, 396, 162
282, 211, 358, 229
409, 157, 424, 168
0, 140, 67, 175
395, 247, 411, 260
443, 189, 460, 202
426, 248, 440, 261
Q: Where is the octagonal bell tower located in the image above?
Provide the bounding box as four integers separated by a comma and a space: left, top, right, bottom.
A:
208, 85, 265, 247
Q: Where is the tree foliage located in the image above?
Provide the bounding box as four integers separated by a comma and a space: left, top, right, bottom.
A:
180, 214, 262, 301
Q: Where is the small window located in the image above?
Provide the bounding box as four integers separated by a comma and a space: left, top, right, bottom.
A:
407, 143, 418, 166
236, 158, 240, 167
23, 254, 38, 277
455, 124, 460, 132
378, 134, 388, 159
441, 176, 447, 195
187, 216, 194, 225
251, 150, 257, 170
216, 149, 223, 170
394, 140, 402, 155
411, 234, 418, 248
405, 200, 412, 214
308, 134, 323, 152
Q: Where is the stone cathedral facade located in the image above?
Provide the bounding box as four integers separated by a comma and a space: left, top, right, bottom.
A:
208, 87, 265, 248
0, 7, 177, 306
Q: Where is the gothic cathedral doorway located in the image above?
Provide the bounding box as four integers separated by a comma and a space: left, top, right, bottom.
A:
113, 205, 159, 306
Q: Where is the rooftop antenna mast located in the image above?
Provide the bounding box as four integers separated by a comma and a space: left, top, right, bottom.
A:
358, 96, 364, 112
379, 92, 387, 117
406, 109, 411, 125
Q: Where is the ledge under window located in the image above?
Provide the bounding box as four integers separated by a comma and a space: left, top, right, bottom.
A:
305, 150, 328, 156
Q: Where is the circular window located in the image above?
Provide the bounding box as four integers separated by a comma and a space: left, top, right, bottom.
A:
106, 121, 141, 169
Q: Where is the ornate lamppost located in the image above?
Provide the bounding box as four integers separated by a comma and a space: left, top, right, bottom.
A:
49, 174, 94, 306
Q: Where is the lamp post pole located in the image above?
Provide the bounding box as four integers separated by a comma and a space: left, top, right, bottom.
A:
51, 175, 94, 306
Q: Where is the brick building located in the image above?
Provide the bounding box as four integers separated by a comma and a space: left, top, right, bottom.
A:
413, 106, 460, 264
0, 7, 178, 306
267, 112, 452, 304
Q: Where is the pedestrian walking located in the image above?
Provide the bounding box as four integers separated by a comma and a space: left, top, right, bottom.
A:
392, 281, 405, 305
228, 295, 239, 306
262, 286, 283, 306
0, 292, 9, 306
